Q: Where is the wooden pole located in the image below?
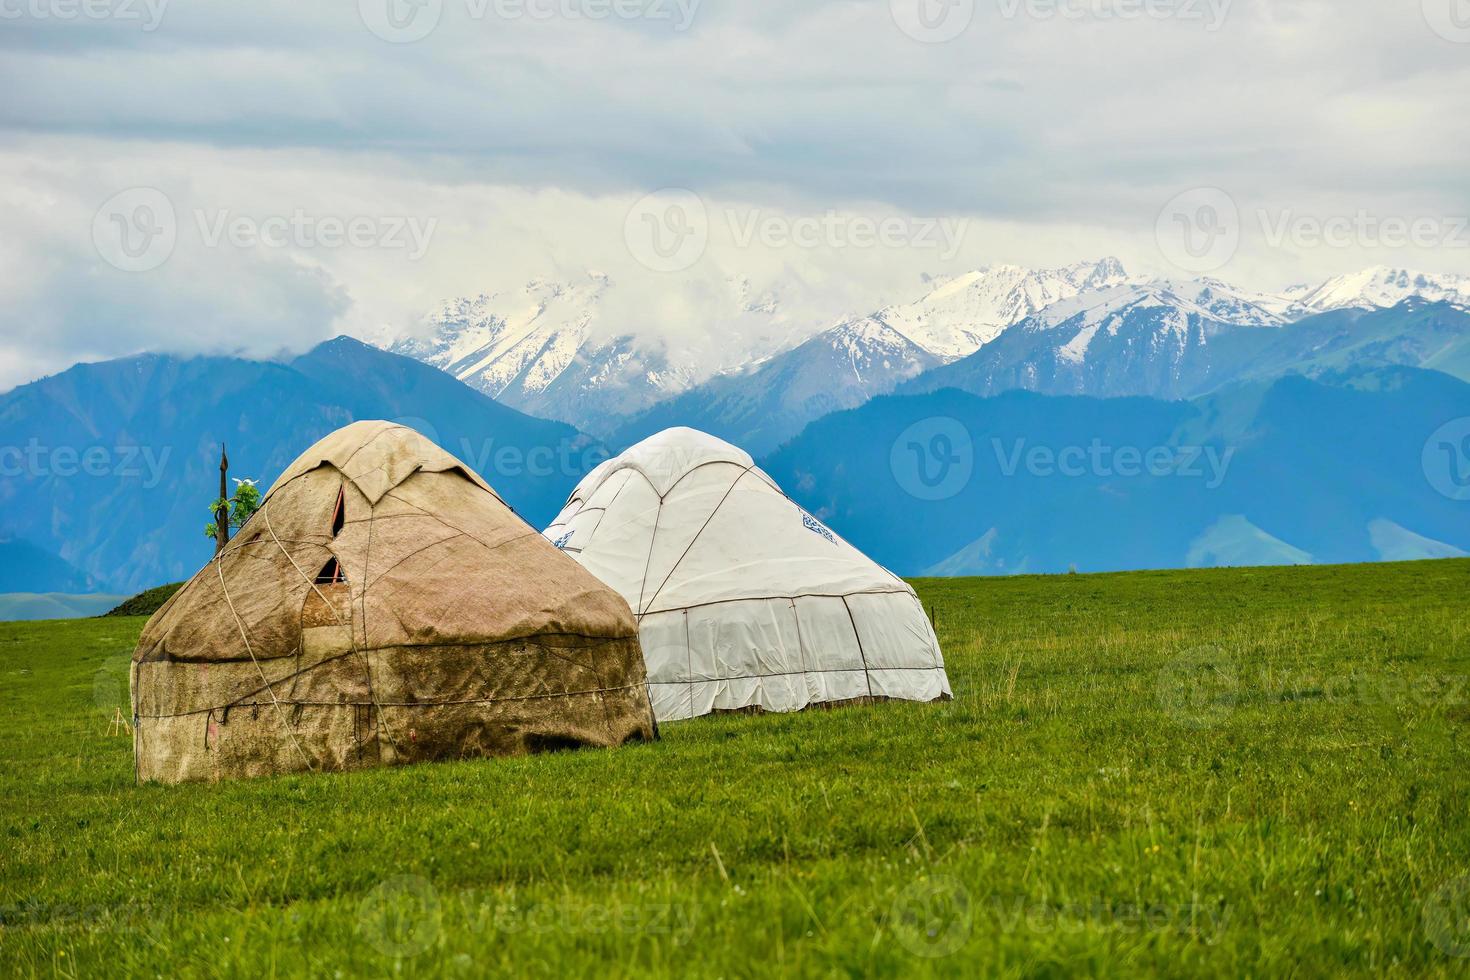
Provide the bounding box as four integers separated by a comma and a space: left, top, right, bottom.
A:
214, 443, 230, 555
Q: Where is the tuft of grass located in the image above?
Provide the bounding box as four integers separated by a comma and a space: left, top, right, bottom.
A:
101, 582, 183, 618
1, 560, 1468, 977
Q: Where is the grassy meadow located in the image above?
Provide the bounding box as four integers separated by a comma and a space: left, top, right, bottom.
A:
2, 559, 1469, 977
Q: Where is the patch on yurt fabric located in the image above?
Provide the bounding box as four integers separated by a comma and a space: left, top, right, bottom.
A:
552, 531, 574, 550
801, 512, 836, 544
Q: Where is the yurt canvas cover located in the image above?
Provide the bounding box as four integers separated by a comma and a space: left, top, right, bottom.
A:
131, 421, 655, 784
544, 427, 952, 721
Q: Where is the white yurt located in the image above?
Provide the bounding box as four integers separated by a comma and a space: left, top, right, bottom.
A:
544, 427, 952, 721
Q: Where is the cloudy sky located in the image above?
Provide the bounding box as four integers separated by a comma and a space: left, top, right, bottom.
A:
2, 0, 1468, 390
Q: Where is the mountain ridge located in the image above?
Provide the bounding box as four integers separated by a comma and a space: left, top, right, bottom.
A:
383, 263, 1470, 451
901, 299, 1470, 403
0, 338, 602, 593
762, 365, 1470, 576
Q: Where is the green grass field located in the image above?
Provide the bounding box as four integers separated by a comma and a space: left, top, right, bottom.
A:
3, 560, 1469, 977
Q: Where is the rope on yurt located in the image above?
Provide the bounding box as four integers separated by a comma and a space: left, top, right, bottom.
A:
683, 605, 694, 720
639, 465, 758, 617
262, 505, 404, 757
216, 554, 315, 771
839, 594, 875, 700
634, 494, 666, 619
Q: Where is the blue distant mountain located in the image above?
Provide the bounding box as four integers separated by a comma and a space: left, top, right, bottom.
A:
0, 538, 95, 593
4, 335, 1469, 595
0, 338, 603, 593
760, 366, 1470, 576
900, 297, 1470, 403
607, 297, 1470, 456
612, 316, 942, 455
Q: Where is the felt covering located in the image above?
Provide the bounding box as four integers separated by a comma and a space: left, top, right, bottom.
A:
132, 421, 655, 783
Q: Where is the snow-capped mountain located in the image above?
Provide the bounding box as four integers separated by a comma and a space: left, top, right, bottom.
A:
385, 262, 1470, 445
1024, 280, 1293, 334
842, 258, 1131, 359
902, 292, 1470, 402
607, 260, 1132, 453
1128, 277, 1313, 327
1288, 267, 1470, 313
392, 275, 611, 400
387, 273, 807, 435
612, 315, 942, 454
907, 285, 1244, 400
384, 260, 1130, 443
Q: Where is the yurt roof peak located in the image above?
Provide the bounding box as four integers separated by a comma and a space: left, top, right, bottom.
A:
265, 420, 497, 507
580, 427, 757, 501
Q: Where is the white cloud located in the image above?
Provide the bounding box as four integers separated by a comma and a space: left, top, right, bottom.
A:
1, 0, 1467, 390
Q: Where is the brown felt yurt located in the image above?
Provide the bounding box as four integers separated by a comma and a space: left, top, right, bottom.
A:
130, 421, 656, 784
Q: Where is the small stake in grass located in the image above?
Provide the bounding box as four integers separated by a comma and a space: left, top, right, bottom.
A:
107, 707, 132, 737
710, 841, 730, 883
